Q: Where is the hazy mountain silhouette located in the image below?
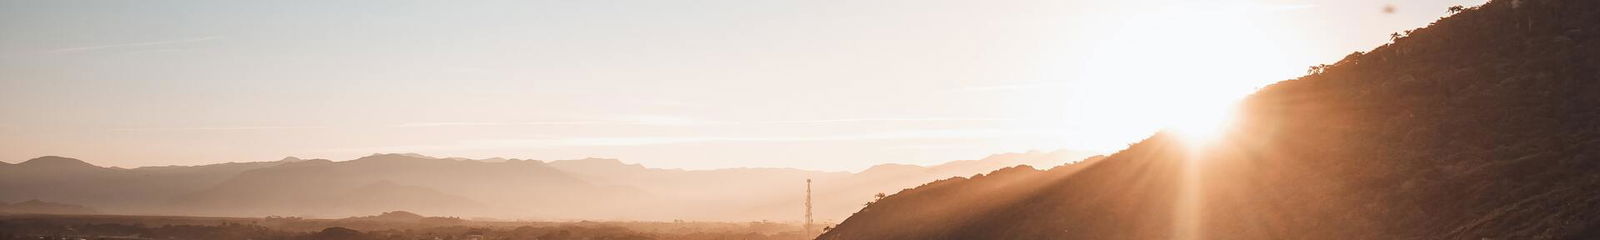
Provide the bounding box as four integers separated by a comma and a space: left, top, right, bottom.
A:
171, 153, 610, 218
821, 0, 1600, 239
1, 150, 1095, 221
333, 210, 469, 227
540, 150, 1096, 221
15, 156, 101, 170
494, 150, 1094, 220
345, 210, 426, 221
0, 156, 288, 215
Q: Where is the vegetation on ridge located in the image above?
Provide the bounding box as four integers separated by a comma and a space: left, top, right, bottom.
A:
821, 0, 1600, 239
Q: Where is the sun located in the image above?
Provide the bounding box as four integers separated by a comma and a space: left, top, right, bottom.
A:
1166, 102, 1238, 146
1068, 2, 1285, 147
1011, 1, 1305, 153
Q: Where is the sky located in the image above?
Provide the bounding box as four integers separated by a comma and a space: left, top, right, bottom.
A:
0, 0, 1486, 171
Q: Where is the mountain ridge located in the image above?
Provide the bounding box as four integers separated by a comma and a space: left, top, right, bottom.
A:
820, 0, 1600, 239
16, 156, 100, 169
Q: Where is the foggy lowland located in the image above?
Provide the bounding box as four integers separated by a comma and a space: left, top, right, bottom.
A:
4, 0, 1600, 239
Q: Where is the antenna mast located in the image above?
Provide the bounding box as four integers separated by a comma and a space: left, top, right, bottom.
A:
804, 178, 815, 238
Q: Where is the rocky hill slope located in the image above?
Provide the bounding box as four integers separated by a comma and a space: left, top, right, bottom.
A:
819, 0, 1600, 239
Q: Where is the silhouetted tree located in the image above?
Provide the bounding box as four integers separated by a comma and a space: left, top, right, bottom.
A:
1307, 64, 1333, 75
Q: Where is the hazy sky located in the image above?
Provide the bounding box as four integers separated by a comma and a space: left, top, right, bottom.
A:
1, 0, 1485, 171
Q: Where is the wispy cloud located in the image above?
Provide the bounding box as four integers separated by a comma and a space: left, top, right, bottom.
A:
953, 82, 1067, 93
390, 121, 617, 128
114, 125, 325, 132
755, 118, 1009, 125
618, 115, 723, 126
332, 128, 1035, 153
1258, 3, 1318, 12
392, 117, 1008, 128
885, 143, 992, 151
110, 116, 1004, 134
553, 128, 1018, 146
51, 36, 225, 53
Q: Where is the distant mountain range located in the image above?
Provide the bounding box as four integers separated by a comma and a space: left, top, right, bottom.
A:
0, 150, 1096, 221
0, 156, 285, 214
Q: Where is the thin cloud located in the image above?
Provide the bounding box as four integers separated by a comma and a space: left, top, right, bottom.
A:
51, 36, 226, 53
440, 67, 494, 74
391, 115, 727, 128
552, 129, 1007, 146
333, 128, 1038, 153
390, 121, 617, 128
755, 118, 1010, 125
618, 115, 726, 126
953, 82, 1067, 93
1259, 3, 1318, 12
114, 125, 325, 132
392, 117, 1008, 128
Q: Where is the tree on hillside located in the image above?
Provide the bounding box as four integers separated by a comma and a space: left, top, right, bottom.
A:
1307, 64, 1332, 75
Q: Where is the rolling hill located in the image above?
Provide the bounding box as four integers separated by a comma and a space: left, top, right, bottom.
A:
819, 0, 1600, 239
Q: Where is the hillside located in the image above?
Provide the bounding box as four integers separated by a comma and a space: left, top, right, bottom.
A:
819, 0, 1600, 239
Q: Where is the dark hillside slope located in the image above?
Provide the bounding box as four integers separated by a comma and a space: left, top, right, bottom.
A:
820, 0, 1600, 239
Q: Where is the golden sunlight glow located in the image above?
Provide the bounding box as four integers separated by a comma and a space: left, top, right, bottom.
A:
1041, 1, 1300, 151
1168, 103, 1238, 146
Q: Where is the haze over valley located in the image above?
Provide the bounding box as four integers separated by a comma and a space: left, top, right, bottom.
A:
0, 151, 1095, 221
13, 0, 1600, 239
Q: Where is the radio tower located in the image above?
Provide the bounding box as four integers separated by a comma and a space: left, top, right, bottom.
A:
804, 178, 815, 238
